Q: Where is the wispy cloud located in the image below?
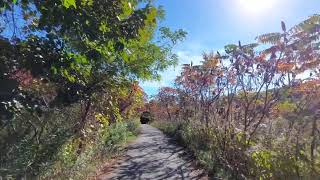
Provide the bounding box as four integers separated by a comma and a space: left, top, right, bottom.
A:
140, 49, 203, 96
140, 38, 225, 96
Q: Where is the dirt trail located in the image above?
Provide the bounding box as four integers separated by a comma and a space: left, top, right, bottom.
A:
96, 124, 207, 180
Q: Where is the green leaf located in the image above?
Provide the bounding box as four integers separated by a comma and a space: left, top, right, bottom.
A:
256, 33, 282, 45
51, 67, 58, 74
81, 0, 93, 6
62, 69, 69, 77
68, 76, 76, 82
62, 0, 76, 9
224, 44, 238, 54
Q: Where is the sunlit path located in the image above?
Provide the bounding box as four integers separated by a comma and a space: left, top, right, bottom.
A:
97, 125, 207, 180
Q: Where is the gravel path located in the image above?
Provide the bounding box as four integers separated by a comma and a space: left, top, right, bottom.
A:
97, 124, 207, 180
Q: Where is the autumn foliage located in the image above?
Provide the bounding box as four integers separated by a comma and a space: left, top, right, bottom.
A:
0, 0, 185, 178
151, 16, 320, 179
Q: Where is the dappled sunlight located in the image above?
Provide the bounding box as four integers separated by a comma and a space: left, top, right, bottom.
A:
0, 0, 319, 179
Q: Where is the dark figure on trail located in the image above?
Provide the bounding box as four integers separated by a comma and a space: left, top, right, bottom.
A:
140, 111, 151, 124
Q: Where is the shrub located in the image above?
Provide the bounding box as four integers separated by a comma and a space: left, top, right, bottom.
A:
40, 120, 140, 179
126, 119, 141, 136
153, 120, 320, 179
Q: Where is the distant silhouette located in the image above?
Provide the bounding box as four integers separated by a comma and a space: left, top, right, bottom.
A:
140, 111, 151, 124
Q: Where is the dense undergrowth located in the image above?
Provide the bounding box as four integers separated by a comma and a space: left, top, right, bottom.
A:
0, 103, 141, 179
41, 120, 140, 179
154, 120, 319, 179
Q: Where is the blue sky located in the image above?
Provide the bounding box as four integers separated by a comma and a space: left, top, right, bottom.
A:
140, 0, 320, 96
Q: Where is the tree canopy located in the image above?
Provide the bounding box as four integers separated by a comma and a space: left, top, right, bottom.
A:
0, 0, 186, 115
0, 0, 186, 177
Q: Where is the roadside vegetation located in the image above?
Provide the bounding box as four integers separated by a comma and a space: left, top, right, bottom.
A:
41, 120, 140, 179
0, 0, 185, 179
150, 15, 320, 179
2, 0, 319, 179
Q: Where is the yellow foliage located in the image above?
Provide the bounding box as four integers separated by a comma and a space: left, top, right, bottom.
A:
60, 138, 81, 166
277, 63, 294, 72
95, 113, 109, 127
81, 0, 93, 6
114, 106, 123, 122
275, 101, 296, 114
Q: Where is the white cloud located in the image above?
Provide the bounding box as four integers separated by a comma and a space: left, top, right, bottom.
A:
140, 39, 223, 96
140, 50, 203, 96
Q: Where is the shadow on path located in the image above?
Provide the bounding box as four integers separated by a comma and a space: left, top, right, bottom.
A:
97, 124, 207, 180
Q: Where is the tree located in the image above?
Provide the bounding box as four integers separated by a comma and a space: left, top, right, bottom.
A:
157, 87, 178, 121
0, 0, 186, 124
0, 0, 186, 176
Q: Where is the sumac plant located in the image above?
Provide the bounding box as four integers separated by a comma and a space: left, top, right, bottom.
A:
151, 15, 320, 179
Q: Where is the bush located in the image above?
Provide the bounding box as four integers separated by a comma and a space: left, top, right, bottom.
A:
0, 105, 81, 177
126, 119, 141, 136
40, 120, 140, 179
153, 120, 320, 179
